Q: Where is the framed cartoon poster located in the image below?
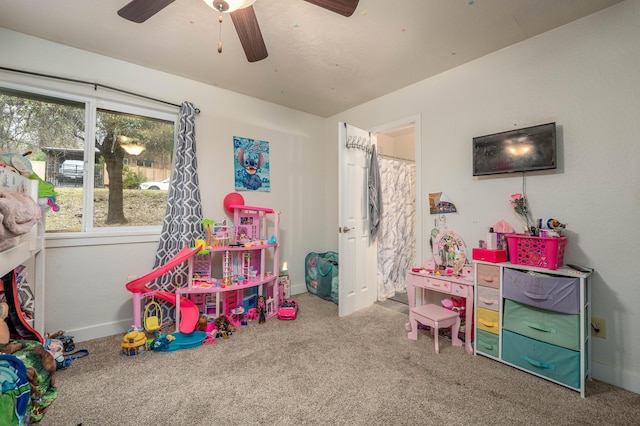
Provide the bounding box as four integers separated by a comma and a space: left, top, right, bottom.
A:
233, 136, 270, 192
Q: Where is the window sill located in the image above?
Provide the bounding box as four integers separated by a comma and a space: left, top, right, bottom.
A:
45, 228, 162, 248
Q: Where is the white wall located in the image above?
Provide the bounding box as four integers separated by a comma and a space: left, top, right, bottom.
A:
0, 28, 326, 340
377, 132, 415, 161
325, 0, 640, 394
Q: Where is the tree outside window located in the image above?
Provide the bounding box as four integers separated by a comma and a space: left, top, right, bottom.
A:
0, 87, 175, 232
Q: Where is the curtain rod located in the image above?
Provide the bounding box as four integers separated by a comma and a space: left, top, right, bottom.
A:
0, 66, 200, 114
377, 153, 415, 163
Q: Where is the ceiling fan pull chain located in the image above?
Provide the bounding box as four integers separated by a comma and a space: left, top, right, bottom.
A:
218, 12, 223, 53
212, 0, 230, 54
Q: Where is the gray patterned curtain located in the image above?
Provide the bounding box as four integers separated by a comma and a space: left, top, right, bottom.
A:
150, 101, 204, 293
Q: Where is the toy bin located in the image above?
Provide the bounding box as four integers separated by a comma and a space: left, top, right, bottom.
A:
305, 251, 339, 304
506, 234, 567, 270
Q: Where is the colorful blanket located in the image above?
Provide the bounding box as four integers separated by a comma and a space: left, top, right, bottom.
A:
0, 191, 41, 252
0, 340, 57, 424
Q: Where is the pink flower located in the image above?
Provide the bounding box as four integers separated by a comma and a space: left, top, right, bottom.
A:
509, 193, 531, 231
510, 194, 526, 211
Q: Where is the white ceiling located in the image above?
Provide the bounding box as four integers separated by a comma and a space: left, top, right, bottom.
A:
0, 0, 623, 117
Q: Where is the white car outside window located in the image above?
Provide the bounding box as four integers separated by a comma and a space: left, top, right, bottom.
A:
139, 178, 170, 191
58, 159, 84, 181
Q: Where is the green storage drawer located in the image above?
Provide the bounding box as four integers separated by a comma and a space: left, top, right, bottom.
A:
476, 329, 499, 357
503, 299, 580, 351
502, 330, 580, 389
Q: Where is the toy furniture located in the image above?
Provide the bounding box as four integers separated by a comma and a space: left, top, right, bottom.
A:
474, 261, 592, 397
407, 303, 461, 354
175, 205, 281, 326
246, 308, 257, 321
405, 267, 475, 354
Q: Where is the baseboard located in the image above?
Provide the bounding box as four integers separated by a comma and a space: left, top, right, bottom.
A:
68, 319, 132, 343
592, 361, 640, 395
73, 284, 309, 343
290, 282, 306, 296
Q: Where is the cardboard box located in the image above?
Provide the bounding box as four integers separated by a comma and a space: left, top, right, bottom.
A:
472, 248, 507, 263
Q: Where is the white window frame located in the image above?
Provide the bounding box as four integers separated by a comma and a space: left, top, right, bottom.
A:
0, 80, 178, 247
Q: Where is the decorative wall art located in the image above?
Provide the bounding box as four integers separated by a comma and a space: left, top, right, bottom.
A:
429, 192, 457, 214
233, 136, 270, 192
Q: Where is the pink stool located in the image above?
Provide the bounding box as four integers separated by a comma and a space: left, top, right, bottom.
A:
407, 303, 462, 354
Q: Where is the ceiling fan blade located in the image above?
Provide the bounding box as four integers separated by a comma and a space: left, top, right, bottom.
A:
117, 0, 175, 23
303, 0, 359, 17
230, 6, 268, 63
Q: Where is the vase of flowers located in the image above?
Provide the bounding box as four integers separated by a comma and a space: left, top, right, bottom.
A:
510, 193, 535, 235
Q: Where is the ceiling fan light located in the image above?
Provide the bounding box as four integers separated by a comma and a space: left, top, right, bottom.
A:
203, 0, 256, 13
121, 143, 146, 156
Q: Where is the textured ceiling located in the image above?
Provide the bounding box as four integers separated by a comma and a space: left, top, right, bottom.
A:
0, 0, 623, 117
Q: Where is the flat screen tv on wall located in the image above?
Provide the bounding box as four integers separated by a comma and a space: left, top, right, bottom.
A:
472, 122, 557, 176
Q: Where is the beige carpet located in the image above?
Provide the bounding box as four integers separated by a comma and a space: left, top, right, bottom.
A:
40, 293, 639, 426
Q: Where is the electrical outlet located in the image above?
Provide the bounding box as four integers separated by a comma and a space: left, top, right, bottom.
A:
591, 316, 606, 339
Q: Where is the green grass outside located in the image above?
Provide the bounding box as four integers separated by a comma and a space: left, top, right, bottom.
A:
46, 188, 168, 232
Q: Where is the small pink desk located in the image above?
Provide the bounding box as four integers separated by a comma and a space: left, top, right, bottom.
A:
405, 270, 475, 354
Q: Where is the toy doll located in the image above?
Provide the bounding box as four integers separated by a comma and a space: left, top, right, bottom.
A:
257, 295, 266, 324
214, 315, 233, 339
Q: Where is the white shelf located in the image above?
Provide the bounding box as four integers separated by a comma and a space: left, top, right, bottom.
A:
0, 171, 45, 336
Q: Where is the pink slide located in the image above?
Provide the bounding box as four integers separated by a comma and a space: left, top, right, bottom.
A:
125, 246, 200, 334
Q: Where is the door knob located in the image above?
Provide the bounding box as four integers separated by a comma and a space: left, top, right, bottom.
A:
339, 226, 353, 233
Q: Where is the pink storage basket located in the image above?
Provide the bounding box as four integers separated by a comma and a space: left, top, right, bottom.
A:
506, 234, 567, 270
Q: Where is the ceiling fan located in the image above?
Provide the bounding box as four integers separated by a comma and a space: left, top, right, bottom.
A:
117, 0, 360, 63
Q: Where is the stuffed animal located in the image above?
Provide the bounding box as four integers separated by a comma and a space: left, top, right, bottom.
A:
0, 152, 34, 178
0, 302, 10, 344
0, 151, 60, 212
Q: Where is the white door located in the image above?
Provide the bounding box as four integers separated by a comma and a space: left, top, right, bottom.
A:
338, 122, 377, 316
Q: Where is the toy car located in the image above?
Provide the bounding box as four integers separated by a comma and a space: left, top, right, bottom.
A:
58, 335, 75, 352
277, 299, 298, 320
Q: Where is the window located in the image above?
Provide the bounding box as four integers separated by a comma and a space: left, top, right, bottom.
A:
0, 85, 176, 233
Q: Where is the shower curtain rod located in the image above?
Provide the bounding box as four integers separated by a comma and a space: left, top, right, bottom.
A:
377, 153, 415, 163
0, 66, 200, 114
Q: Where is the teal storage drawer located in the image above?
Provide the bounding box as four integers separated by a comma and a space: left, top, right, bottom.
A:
502, 330, 580, 389
476, 329, 499, 357
503, 268, 580, 314
503, 299, 579, 350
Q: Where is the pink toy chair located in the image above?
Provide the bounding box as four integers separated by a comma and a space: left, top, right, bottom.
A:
407, 303, 462, 354
246, 308, 257, 321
